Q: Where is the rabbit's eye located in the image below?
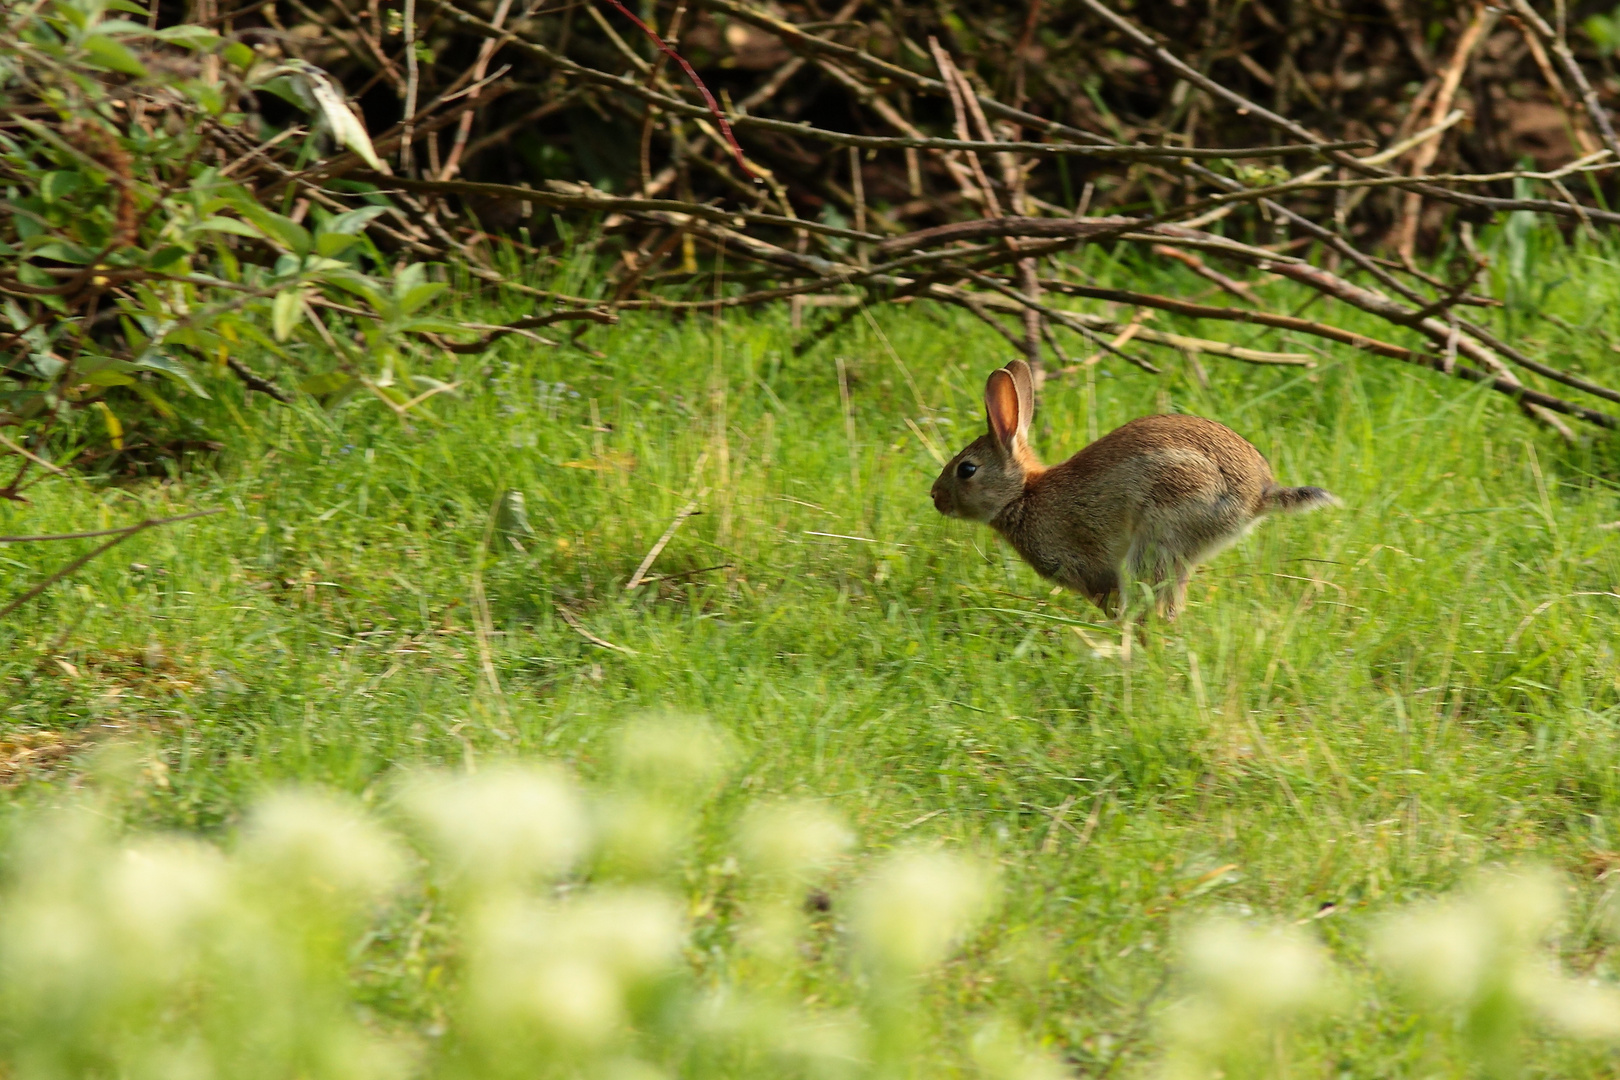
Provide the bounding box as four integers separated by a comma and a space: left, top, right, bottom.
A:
957, 461, 978, 479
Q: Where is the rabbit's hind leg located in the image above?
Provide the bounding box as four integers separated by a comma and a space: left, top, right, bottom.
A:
1158, 560, 1192, 621
1123, 536, 1176, 622
1075, 566, 1120, 619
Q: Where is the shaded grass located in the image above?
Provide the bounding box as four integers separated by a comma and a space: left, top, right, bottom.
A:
3, 242, 1620, 1075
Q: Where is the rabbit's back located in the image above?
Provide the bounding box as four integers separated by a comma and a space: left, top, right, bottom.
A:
1000, 415, 1274, 595
1062, 414, 1273, 507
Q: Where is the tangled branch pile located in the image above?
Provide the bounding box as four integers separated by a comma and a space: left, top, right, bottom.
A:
6, 0, 1620, 498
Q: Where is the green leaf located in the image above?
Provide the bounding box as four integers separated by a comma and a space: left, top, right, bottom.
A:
129, 379, 178, 418
397, 281, 448, 316
185, 78, 226, 115
98, 19, 157, 35
319, 205, 388, 235
119, 314, 150, 354
299, 371, 359, 402
238, 204, 311, 256
16, 263, 54, 288
398, 317, 463, 334
272, 288, 303, 341
190, 216, 262, 239
165, 327, 220, 351
304, 255, 351, 275
314, 232, 360, 258
254, 75, 317, 113
393, 261, 427, 295
105, 0, 150, 13
323, 271, 387, 311
147, 245, 189, 270
26, 240, 95, 264
40, 170, 85, 203
153, 24, 221, 49
82, 34, 149, 76
223, 41, 255, 70
130, 348, 209, 397
80, 367, 137, 387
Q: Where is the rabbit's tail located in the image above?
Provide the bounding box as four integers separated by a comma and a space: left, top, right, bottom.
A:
1262, 485, 1339, 514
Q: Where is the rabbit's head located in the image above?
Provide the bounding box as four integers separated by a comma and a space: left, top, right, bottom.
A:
931, 359, 1040, 523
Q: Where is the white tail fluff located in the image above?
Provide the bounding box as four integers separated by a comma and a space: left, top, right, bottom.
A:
1263, 485, 1339, 513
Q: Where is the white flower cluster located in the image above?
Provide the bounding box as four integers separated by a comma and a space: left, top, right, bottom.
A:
3, 720, 1614, 1080
1160, 867, 1620, 1080
0, 716, 1021, 1080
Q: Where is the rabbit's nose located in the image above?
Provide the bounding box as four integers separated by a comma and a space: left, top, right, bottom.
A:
931, 487, 949, 513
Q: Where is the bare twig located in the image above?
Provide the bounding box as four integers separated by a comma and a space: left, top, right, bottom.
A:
0, 508, 226, 620
1394, 4, 1494, 262
1509, 0, 1620, 160
555, 604, 638, 654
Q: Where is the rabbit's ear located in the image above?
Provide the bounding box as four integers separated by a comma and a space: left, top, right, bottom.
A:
1004, 359, 1034, 435
985, 368, 1021, 450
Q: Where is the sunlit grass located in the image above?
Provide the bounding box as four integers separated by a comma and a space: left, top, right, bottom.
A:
3, 239, 1620, 1075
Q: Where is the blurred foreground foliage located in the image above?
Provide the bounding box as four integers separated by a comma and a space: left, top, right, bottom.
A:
2, 715, 1620, 1080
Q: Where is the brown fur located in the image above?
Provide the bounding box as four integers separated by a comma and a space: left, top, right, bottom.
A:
931, 360, 1337, 619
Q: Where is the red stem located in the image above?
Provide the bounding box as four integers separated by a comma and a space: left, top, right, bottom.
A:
595, 0, 758, 180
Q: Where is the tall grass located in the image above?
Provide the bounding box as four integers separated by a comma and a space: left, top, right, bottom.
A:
2, 236, 1620, 1075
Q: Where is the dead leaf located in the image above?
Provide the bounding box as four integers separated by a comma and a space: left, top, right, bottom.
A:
560, 451, 636, 473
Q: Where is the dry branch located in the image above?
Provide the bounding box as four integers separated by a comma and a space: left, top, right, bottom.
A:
13, 0, 1620, 490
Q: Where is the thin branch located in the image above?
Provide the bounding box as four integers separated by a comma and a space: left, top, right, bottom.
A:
1509, 0, 1620, 161
1036, 280, 1419, 361
0, 509, 226, 620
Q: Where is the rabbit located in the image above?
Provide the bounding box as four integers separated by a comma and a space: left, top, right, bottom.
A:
930, 359, 1337, 620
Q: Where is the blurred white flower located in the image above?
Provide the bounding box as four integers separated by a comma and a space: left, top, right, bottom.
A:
1158, 918, 1339, 1080
463, 889, 683, 1049
1475, 867, 1564, 946
1518, 966, 1620, 1041
560, 889, 685, 980
614, 714, 732, 797
106, 838, 227, 956
1373, 867, 1563, 1008
739, 801, 852, 881
242, 790, 405, 903
1, 898, 102, 999
851, 851, 993, 975
524, 957, 624, 1044
1181, 918, 1337, 1020
403, 765, 588, 888
970, 1017, 1071, 1080
768, 1008, 867, 1076
1372, 901, 1494, 1005
467, 898, 624, 1046
592, 792, 688, 876
1372, 866, 1620, 1048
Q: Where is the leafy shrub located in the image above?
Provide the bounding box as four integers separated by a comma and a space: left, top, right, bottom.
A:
1, 0, 460, 494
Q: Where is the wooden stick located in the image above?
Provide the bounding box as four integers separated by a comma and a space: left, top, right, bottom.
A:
1394, 3, 1495, 261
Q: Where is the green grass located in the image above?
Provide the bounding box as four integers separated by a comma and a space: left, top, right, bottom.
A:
4, 242, 1620, 1075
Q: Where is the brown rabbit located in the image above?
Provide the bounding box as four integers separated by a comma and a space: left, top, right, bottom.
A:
930, 359, 1336, 620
